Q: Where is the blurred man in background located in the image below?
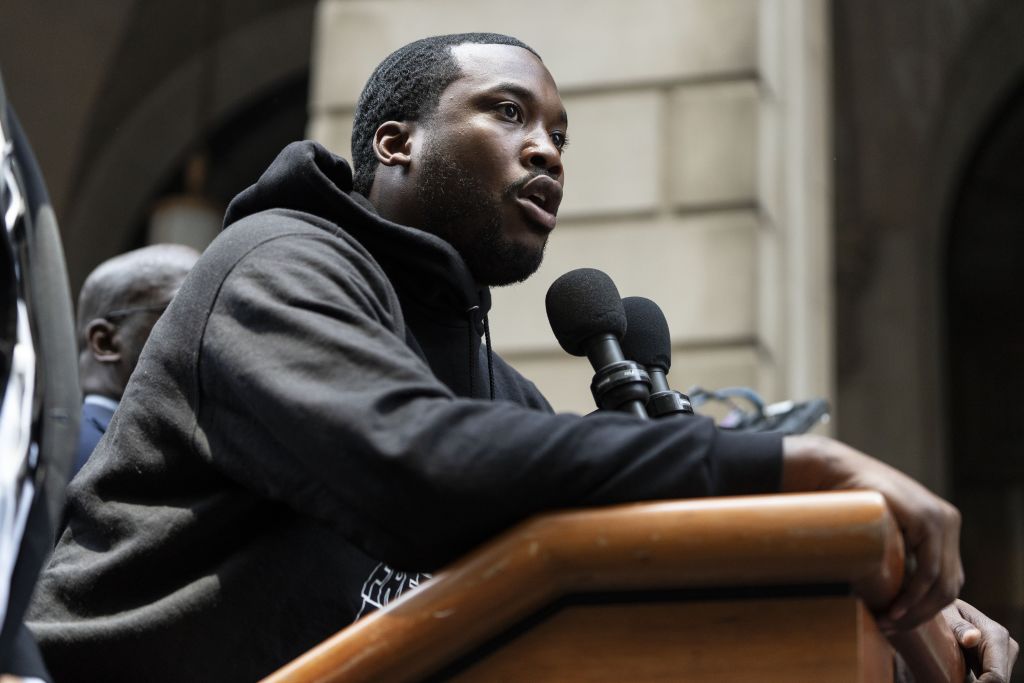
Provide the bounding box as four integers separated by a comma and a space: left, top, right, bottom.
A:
72, 244, 198, 475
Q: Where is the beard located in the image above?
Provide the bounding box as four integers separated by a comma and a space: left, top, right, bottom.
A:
414, 147, 547, 287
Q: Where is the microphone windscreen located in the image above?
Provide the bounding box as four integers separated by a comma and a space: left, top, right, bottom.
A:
621, 296, 672, 371
545, 268, 627, 356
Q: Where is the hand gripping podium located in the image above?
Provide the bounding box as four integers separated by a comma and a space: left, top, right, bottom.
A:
263, 491, 964, 682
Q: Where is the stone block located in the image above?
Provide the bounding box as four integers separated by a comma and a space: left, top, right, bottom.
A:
489, 211, 759, 351
756, 224, 783, 368
307, 110, 355, 162
669, 345, 761, 398
559, 90, 662, 217
669, 81, 759, 207
312, 0, 758, 110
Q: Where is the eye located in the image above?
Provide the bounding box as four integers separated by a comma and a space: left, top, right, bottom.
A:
497, 102, 523, 122
551, 131, 569, 152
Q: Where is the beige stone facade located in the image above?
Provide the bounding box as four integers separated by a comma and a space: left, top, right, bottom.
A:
308, 0, 832, 416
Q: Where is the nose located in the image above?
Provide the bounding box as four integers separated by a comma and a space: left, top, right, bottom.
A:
521, 130, 563, 179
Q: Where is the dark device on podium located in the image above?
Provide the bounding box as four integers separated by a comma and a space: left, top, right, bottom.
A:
545, 269, 650, 419
620, 296, 694, 419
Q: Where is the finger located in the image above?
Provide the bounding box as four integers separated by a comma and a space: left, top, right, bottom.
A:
887, 531, 942, 626
964, 609, 1011, 682
894, 506, 963, 629
942, 602, 982, 647
889, 558, 961, 630
953, 600, 1019, 683
958, 625, 982, 648
954, 598, 989, 624
974, 645, 1010, 683
978, 632, 1013, 682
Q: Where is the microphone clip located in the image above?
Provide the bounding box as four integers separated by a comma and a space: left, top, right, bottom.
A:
590, 360, 652, 413
646, 390, 694, 418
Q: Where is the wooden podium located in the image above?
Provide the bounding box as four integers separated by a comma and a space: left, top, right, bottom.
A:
263, 491, 963, 682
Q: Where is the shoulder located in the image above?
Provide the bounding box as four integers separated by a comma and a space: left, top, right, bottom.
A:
190, 208, 397, 316
218, 215, 397, 316
212, 208, 375, 273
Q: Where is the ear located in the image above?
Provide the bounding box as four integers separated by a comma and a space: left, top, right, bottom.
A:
372, 121, 414, 168
86, 318, 121, 363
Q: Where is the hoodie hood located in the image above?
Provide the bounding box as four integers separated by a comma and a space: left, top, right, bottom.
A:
224, 140, 489, 320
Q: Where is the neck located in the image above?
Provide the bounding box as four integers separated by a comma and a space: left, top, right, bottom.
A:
366, 172, 423, 229
79, 370, 124, 402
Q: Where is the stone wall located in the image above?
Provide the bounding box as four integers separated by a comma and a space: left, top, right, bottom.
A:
308, 0, 832, 416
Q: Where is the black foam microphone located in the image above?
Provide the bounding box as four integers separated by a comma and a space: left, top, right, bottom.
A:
620, 296, 694, 418
545, 268, 650, 418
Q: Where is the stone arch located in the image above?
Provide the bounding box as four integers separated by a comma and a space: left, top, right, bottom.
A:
923, 0, 1024, 641
62, 2, 315, 291
917, 0, 1024, 477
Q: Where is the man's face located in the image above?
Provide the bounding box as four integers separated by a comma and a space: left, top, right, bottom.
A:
412, 43, 567, 287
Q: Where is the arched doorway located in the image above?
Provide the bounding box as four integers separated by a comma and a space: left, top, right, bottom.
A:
833, 1, 1024, 657
57, 1, 317, 292
946, 80, 1024, 644
127, 74, 310, 251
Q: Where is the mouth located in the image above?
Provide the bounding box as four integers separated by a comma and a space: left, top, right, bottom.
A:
516, 175, 563, 231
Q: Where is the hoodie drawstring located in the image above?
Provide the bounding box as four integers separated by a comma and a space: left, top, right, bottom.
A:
483, 315, 495, 401
466, 307, 476, 398
466, 305, 495, 401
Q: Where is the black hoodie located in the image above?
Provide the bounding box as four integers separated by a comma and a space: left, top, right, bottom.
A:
27, 142, 782, 682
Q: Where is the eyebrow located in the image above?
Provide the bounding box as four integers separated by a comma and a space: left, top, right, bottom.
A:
488, 81, 568, 126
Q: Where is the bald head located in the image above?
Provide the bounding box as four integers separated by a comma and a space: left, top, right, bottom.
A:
77, 244, 199, 339
78, 244, 199, 399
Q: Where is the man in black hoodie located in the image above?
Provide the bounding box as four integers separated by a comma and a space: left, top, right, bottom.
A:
26, 33, 1014, 682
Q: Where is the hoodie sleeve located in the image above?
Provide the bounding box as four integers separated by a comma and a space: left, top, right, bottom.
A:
198, 228, 782, 571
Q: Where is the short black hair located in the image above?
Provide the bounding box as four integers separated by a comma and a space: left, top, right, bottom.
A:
350, 33, 539, 196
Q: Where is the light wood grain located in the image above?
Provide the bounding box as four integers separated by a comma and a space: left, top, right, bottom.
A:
264, 490, 918, 683
449, 597, 892, 683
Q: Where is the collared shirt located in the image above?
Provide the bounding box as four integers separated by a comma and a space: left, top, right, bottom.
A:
73, 395, 119, 477
82, 394, 119, 414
